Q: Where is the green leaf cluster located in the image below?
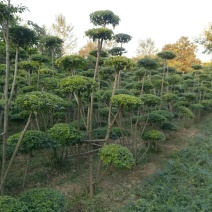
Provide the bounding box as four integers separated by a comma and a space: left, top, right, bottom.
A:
19, 188, 67, 212
60, 75, 98, 94
99, 144, 135, 169
7, 130, 52, 154
48, 123, 81, 147
142, 130, 166, 142
111, 94, 142, 110
16, 91, 64, 112
0, 196, 28, 212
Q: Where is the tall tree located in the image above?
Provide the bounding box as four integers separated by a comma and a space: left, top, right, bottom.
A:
135, 37, 158, 59
162, 36, 201, 73
9, 25, 37, 101
51, 14, 77, 55
85, 10, 120, 140
0, 0, 26, 195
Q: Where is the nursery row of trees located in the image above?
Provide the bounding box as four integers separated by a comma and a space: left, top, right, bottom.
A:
0, 0, 212, 204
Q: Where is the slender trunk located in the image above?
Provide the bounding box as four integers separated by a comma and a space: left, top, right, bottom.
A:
22, 154, 31, 189
52, 48, 54, 72
89, 153, 94, 198
88, 39, 103, 137
105, 71, 119, 142
1, 0, 11, 195
0, 112, 32, 193
9, 46, 19, 102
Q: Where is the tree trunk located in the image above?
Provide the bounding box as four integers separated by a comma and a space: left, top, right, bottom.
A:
89, 153, 94, 198
1, 0, 11, 195
9, 46, 19, 102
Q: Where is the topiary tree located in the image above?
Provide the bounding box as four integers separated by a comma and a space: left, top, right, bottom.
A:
104, 94, 142, 141
7, 130, 52, 188
137, 58, 158, 94
142, 129, 166, 151
9, 25, 37, 101
19, 188, 68, 212
48, 123, 82, 165
99, 144, 135, 169
60, 75, 98, 132
0, 91, 64, 192
41, 35, 63, 70
55, 54, 87, 75
157, 51, 176, 98
31, 54, 50, 90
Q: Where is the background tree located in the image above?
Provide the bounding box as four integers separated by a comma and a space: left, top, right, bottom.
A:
41, 35, 63, 70
51, 14, 77, 55
135, 37, 159, 59
196, 23, 212, 56
78, 40, 97, 58
162, 36, 201, 73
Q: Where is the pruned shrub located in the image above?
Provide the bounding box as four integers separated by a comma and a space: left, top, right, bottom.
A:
99, 144, 135, 169
0, 196, 28, 212
19, 188, 67, 212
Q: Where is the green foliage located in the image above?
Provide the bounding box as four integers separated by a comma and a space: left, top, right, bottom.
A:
123, 132, 212, 211
160, 122, 178, 131
201, 100, 212, 110
111, 94, 142, 110
60, 75, 98, 94
48, 123, 82, 147
190, 103, 204, 111
93, 127, 128, 140
105, 56, 133, 71
98, 107, 118, 117
142, 130, 166, 142
99, 144, 135, 169
108, 47, 126, 56
152, 110, 174, 121
176, 106, 195, 118
141, 113, 167, 124
19, 188, 67, 212
182, 92, 197, 101
157, 51, 176, 60
55, 55, 86, 71
162, 93, 178, 102
0, 145, 15, 161
16, 91, 64, 112
18, 86, 37, 94
0, 196, 28, 212
7, 130, 52, 154
140, 94, 161, 107
137, 58, 158, 70
31, 54, 50, 64
113, 33, 132, 44
89, 10, 120, 27
85, 28, 113, 42
89, 49, 108, 57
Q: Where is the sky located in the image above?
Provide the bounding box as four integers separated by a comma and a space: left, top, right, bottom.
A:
12, 0, 212, 62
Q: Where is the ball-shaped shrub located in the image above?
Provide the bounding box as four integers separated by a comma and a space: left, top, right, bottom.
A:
99, 144, 135, 169
19, 188, 67, 212
142, 130, 166, 142
48, 123, 81, 147
7, 130, 52, 154
0, 196, 28, 212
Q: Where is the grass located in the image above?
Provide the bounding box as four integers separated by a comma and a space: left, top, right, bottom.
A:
120, 116, 212, 212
